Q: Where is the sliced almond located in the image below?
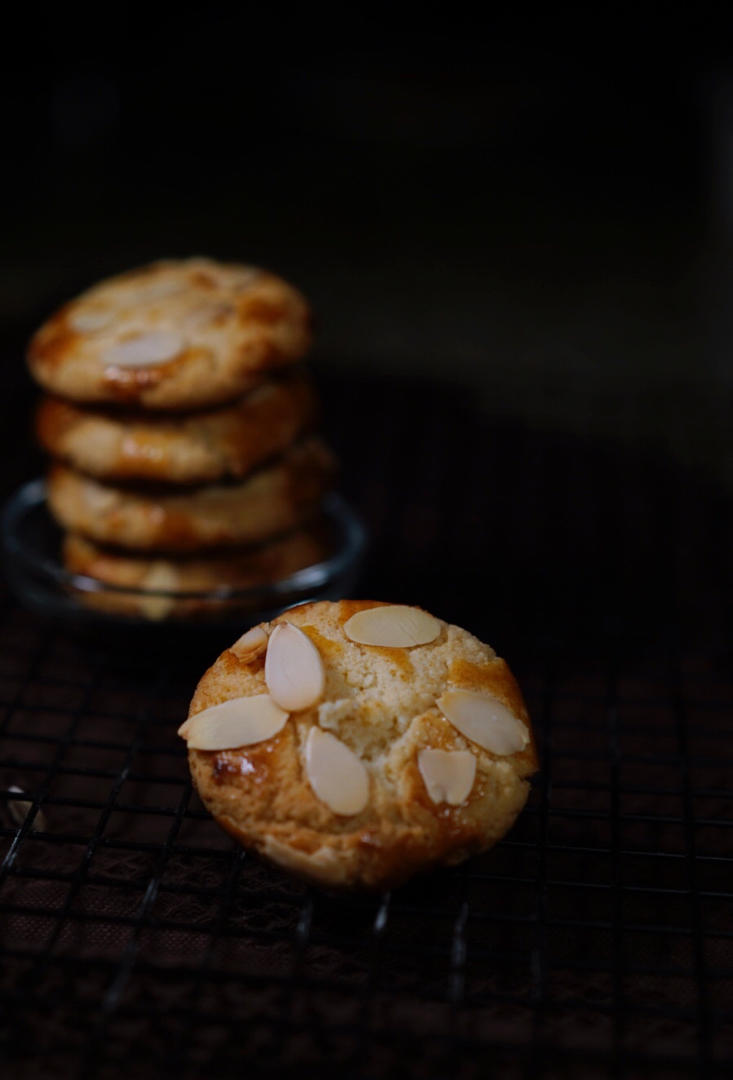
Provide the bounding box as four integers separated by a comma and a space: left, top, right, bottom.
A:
140, 562, 179, 621
230, 625, 269, 662
417, 749, 476, 805
233, 267, 261, 290
304, 727, 369, 815
343, 605, 440, 648
103, 330, 183, 368
69, 308, 114, 334
136, 279, 186, 302
178, 694, 288, 750
183, 301, 235, 329
82, 479, 118, 513
7, 785, 47, 831
142, 562, 179, 592
437, 690, 529, 756
265, 622, 325, 711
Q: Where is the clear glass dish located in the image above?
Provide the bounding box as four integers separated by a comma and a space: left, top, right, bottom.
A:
1, 479, 367, 630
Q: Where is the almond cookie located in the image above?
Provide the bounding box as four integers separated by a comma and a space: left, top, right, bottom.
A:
63, 527, 330, 620
27, 258, 311, 411
47, 438, 336, 552
35, 370, 318, 485
180, 600, 538, 890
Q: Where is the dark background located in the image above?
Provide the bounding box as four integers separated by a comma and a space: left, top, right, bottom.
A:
2, 17, 733, 1079
1, 9, 731, 649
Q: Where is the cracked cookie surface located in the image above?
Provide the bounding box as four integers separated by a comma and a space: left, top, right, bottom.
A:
28, 257, 312, 410
183, 600, 538, 889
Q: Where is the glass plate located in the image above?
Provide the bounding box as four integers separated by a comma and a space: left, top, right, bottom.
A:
1, 479, 367, 631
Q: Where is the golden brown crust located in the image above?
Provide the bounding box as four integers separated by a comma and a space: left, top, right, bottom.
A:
27, 258, 312, 411
186, 600, 538, 890
35, 370, 318, 485
46, 438, 336, 552
62, 527, 331, 620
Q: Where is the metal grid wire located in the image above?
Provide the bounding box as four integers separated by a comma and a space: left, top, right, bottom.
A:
1, 373, 732, 1079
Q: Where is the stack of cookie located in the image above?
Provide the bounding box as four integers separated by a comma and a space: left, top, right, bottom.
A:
26, 258, 336, 618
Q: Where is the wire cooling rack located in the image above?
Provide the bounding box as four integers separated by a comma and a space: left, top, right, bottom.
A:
1, 605, 731, 1079
1, 373, 732, 1078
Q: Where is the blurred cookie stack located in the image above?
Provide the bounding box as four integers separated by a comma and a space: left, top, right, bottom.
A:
26, 258, 337, 619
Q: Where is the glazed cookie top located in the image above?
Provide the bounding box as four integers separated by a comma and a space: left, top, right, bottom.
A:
27, 258, 312, 410
181, 600, 538, 889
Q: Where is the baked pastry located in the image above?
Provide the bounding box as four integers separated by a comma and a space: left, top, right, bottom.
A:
180, 600, 537, 890
63, 527, 331, 620
47, 438, 336, 552
27, 257, 311, 411
35, 369, 318, 485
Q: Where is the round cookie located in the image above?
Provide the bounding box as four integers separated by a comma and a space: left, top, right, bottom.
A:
181, 600, 538, 890
35, 369, 318, 485
63, 527, 331, 621
47, 437, 336, 552
27, 258, 312, 411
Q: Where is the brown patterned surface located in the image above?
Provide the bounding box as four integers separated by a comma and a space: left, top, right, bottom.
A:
1, 372, 732, 1078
